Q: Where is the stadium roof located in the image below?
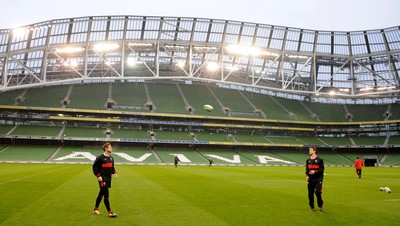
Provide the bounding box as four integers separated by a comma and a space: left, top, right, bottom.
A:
0, 16, 399, 104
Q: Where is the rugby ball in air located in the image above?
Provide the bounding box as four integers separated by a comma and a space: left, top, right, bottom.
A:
203, 104, 214, 112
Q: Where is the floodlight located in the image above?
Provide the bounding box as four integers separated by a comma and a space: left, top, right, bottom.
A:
127, 57, 139, 66
329, 90, 336, 96
12, 27, 28, 38
288, 54, 308, 59
128, 43, 153, 47
69, 61, 78, 67
55, 47, 85, 53
93, 43, 120, 51
176, 62, 185, 68
377, 86, 396, 91
360, 87, 373, 92
207, 62, 219, 71
226, 45, 262, 56
226, 65, 238, 71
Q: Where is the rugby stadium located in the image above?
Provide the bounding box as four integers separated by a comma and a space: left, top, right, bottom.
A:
0, 16, 399, 226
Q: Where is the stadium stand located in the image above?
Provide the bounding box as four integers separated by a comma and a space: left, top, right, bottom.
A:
0, 16, 399, 166
301, 101, 348, 122
0, 145, 57, 161
21, 86, 70, 108
67, 83, 109, 109
0, 125, 14, 135
110, 128, 150, 139
241, 92, 294, 120
111, 83, 150, 111
346, 104, 387, 122
381, 153, 400, 166
10, 125, 62, 137
179, 84, 226, 116
351, 136, 387, 146
318, 137, 353, 146
63, 127, 107, 138
147, 83, 188, 114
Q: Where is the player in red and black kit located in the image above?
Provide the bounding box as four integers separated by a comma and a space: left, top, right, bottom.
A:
92, 142, 118, 218
305, 147, 324, 212
174, 155, 180, 168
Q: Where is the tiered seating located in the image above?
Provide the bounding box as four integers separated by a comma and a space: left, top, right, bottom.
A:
195, 132, 229, 142
110, 128, 150, 139
381, 153, 400, 166
1, 83, 397, 123
339, 153, 364, 163
340, 150, 385, 162
67, 83, 109, 109
0, 125, 14, 135
63, 127, 106, 138
270, 151, 306, 164
11, 125, 61, 137
111, 83, 149, 111
239, 151, 297, 165
116, 148, 160, 163
0, 89, 22, 105
318, 137, 353, 146
390, 104, 400, 120
302, 102, 347, 122
1, 144, 398, 166
273, 97, 316, 121
153, 130, 194, 141
155, 149, 208, 164
388, 136, 400, 145
321, 153, 354, 165
232, 134, 270, 143
21, 86, 69, 108
199, 150, 256, 164
265, 136, 303, 145
0, 145, 56, 161
209, 87, 254, 112
147, 83, 188, 114
346, 104, 386, 121
297, 137, 326, 146
179, 84, 225, 116
351, 136, 386, 146
241, 92, 293, 120
52, 146, 100, 163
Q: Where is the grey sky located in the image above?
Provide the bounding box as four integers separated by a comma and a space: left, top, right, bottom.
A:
1, 0, 399, 31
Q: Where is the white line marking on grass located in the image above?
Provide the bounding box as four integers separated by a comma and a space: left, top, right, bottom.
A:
0, 166, 74, 186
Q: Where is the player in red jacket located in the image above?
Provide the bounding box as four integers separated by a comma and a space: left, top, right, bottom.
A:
354, 157, 364, 179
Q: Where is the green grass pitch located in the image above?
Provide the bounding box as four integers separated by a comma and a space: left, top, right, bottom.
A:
0, 164, 399, 226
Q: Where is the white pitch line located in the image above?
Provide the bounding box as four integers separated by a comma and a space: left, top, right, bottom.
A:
0, 166, 74, 186
385, 199, 400, 202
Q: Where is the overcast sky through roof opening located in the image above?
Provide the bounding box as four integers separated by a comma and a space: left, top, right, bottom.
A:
1, 0, 399, 31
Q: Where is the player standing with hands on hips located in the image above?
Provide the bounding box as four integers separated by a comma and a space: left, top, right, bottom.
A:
305, 146, 324, 212
92, 142, 118, 218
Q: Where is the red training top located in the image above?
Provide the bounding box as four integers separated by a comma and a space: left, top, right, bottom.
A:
354, 159, 364, 169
